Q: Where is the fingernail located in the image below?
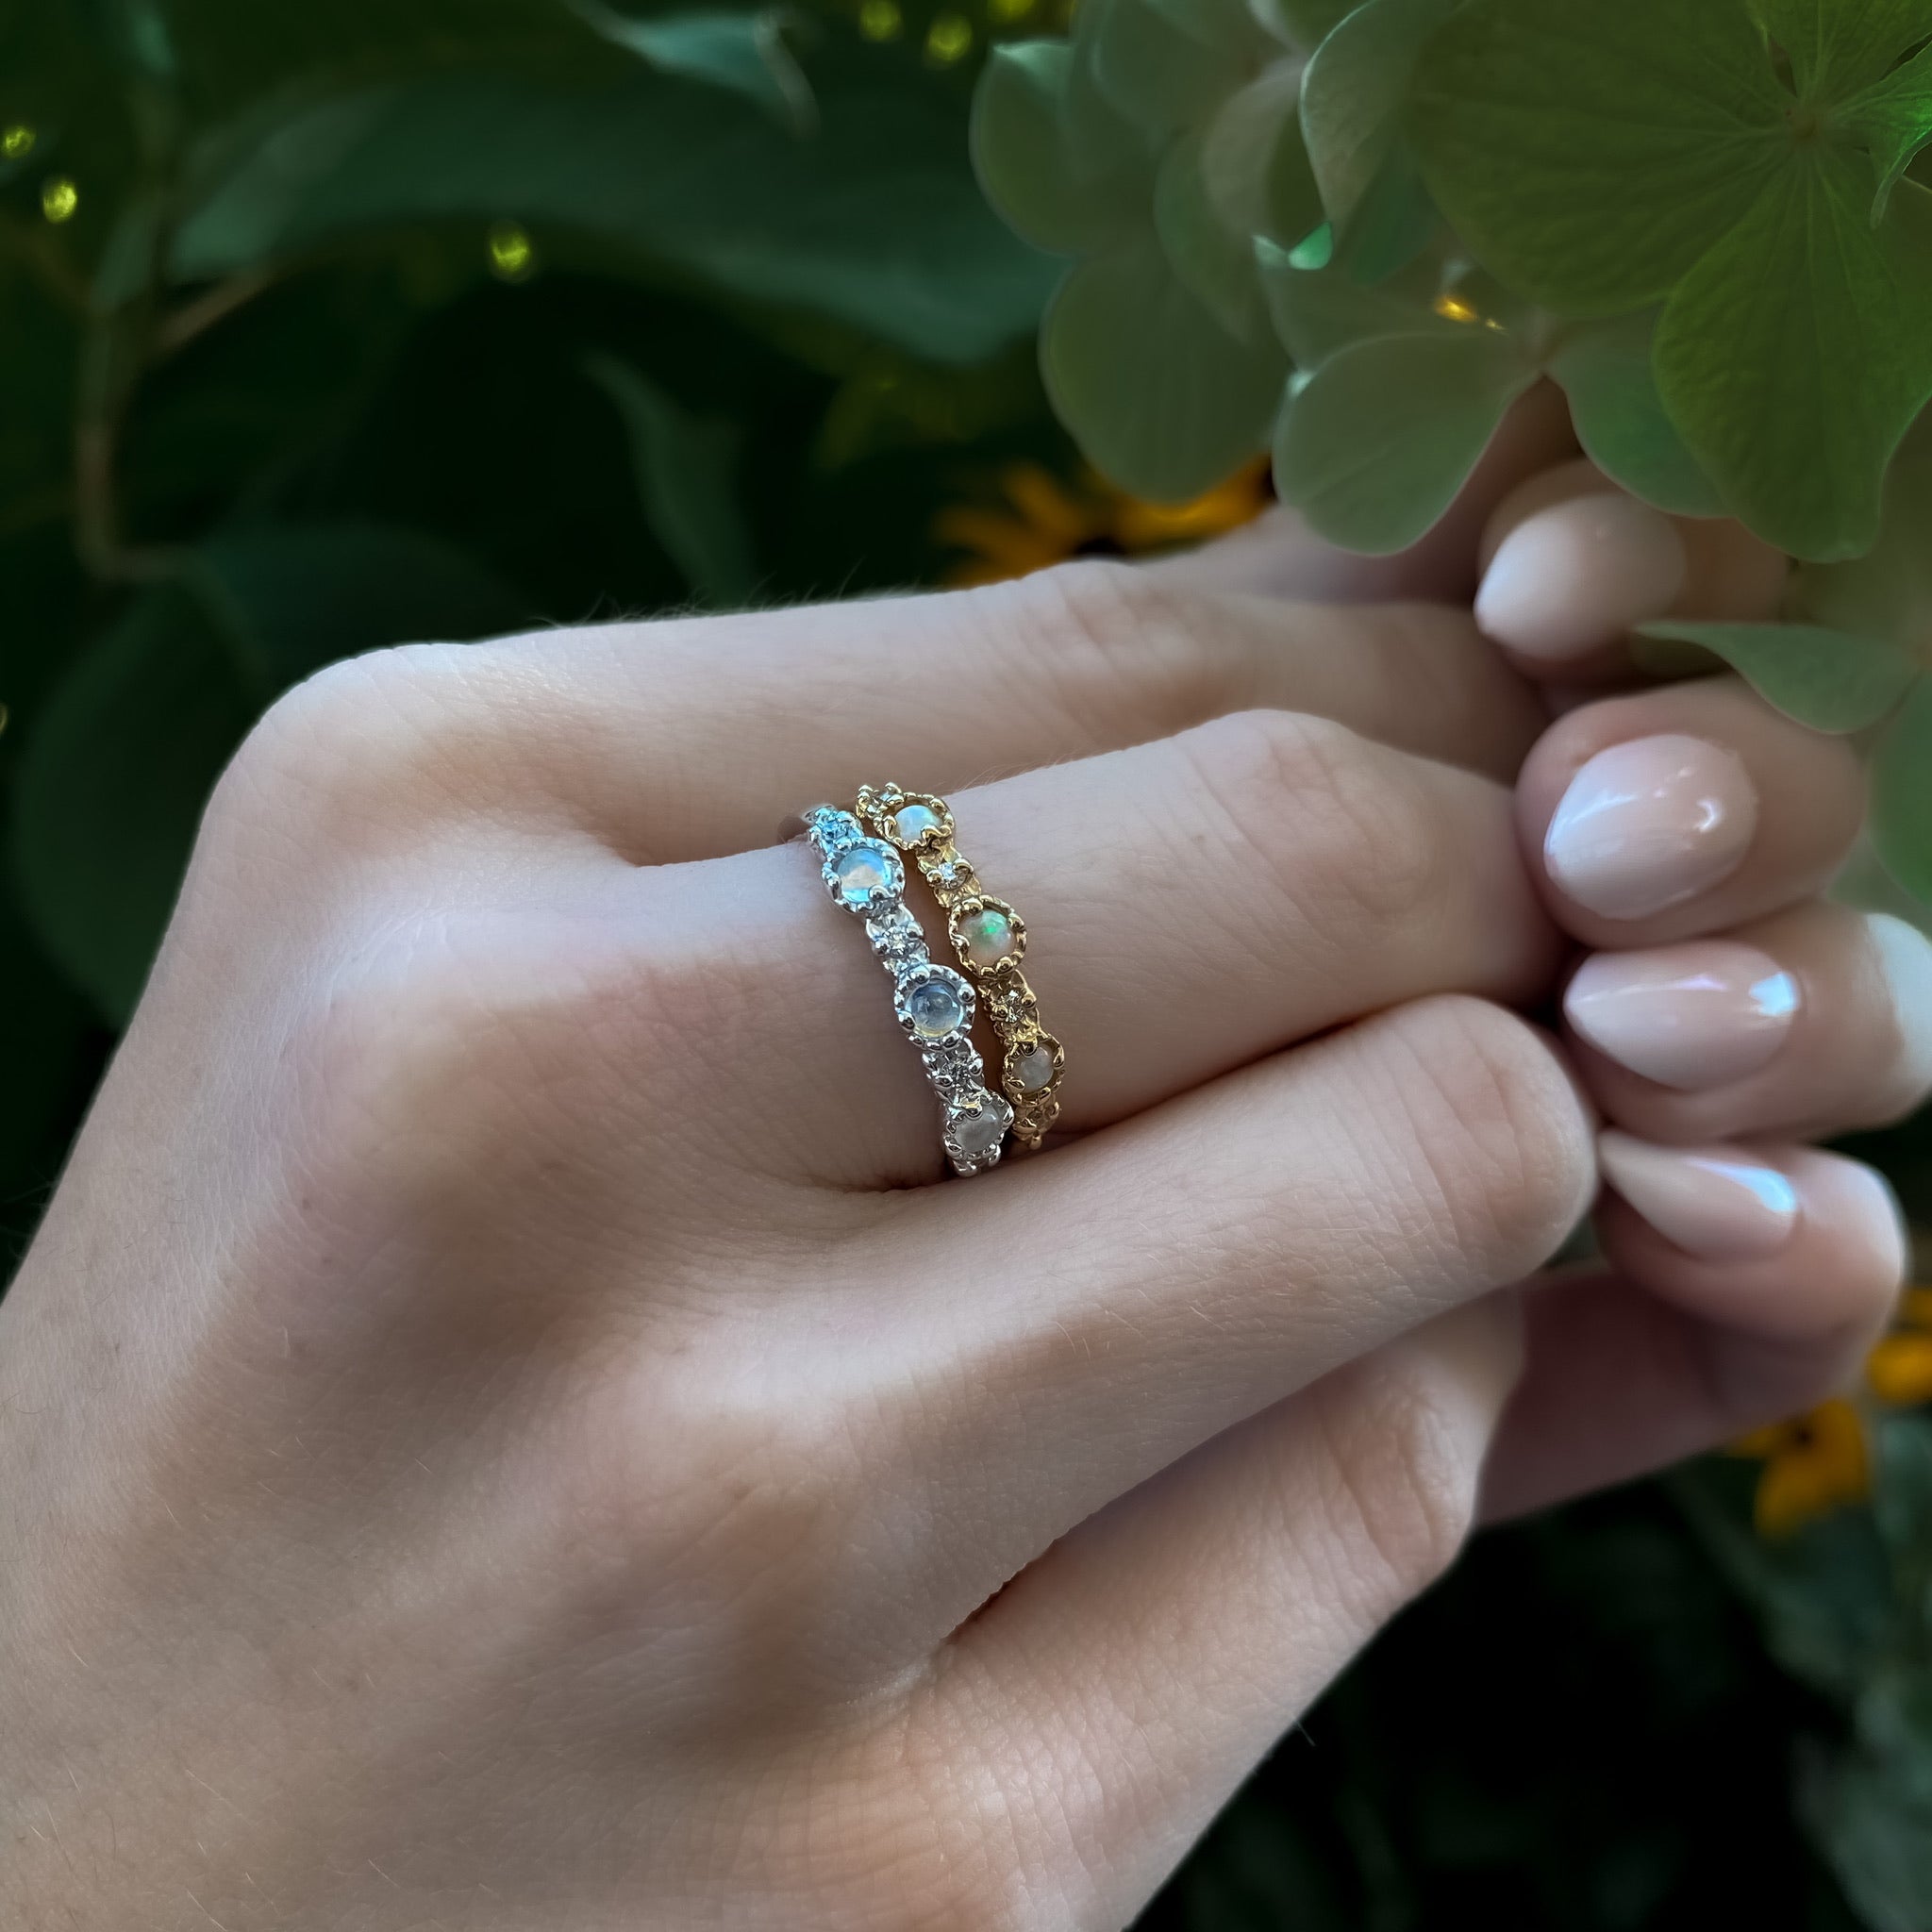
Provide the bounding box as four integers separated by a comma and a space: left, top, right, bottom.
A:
1566, 941, 1798, 1090
1598, 1130, 1799, 1260
1544, 735, 1757, 920
1475, 494, 1688, 662
1869, 914, 1932, 1098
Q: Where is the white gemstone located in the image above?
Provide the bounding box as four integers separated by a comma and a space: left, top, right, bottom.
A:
958, 907, 1017, 969
894, 803, 941, 844
953, 1104, 1009, 1160
1012, 1044, 1056, 1093
905, 980, 966, 1039
832, 843, 893, 907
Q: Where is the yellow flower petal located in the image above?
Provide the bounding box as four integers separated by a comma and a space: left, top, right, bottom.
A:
1869, 1331, 1932, 1407
1748, 1398, 1871, 1536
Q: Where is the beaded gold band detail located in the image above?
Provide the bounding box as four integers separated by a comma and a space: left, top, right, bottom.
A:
856, 783, 1064, 1151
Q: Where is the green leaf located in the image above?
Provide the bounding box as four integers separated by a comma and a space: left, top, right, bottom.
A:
173, 52, 1059, 366
1842, 40, 1932, 218
1156, 132, 1268, 342
1091, 0, 1254, 135
1300, 0, 1452, 231
1201, 63, 1324, 250
1041, 236, 1286, 501
1655, 163, 1932, 559
1548, 314, 1729, 517
1256, 240, 1445, 366
572, 4, 814, 131
1252, 0, 1356, 49
1272, 327, 1535, 551
972, 41, 1149, 257
1142, 0, 1276, 62
1410, 0, 1789, 315
1633, 621, 1919, 731
584, 353, 757, 608
11, 526, 527, 1020
1875, 678, 1932, 901
1798, 435, 1932, 638
1753, 0, 1932, 98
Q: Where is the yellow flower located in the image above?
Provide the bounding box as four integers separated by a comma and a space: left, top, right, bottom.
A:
1729, 1288, 1932, 1537
936, 458, 1271, 586
1732, 1398, 1872, 1538
1867, 1286, 1932, 1407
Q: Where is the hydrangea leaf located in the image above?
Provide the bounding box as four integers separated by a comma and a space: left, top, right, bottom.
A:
1155, 132, 1270, 341
1142, 0, 1275, 61
1751, 0, 1932, 98
1840, 41, 1932, 218
1548, 314, 1729, 517
1255, 239, 1444, 365
1091, 0, 1254, 136
584, 353, 756, 608
973, 41, 1149, 256
1299, 0, 1452, 231
1409, 0, 1789, 315
1634, 621, 1918, 731
1041, 237, 1286, 501
1273, 327, 1535, 551
1799, 436, 1932, 638
1875, 678, 1932, 901
1331, 146, 1440, 284
573, 4, 812, 130
1655, 164, 1932, 559
1253, 0, 1356, 50
1065, 0, 1160, 171
1201, 63, 1324, 249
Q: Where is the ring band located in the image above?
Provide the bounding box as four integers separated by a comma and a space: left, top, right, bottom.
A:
856, 784, 1064, 1152
803, 806, 1014, 1175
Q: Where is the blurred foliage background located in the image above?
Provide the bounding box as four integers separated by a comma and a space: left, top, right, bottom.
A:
5, 3, 1932, 1925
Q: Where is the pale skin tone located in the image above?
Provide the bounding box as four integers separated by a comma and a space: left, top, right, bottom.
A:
1, 400, 1923, 1928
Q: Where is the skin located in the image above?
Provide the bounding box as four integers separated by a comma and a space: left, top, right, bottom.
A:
0, 412, 1918, 1929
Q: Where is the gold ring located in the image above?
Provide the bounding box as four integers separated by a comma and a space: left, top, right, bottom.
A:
856, 784, 1063, 1151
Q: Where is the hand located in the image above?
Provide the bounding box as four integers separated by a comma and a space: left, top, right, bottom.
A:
0, 412, 1911, 1929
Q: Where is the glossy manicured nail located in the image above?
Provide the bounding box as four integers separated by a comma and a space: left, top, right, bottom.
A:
1598, 1130, 1799, 1260
1566, 941, 1798, 1090
1475, 494, 1688, 662
1870, 914, 1932, 1098
1544, 735, 1757, 920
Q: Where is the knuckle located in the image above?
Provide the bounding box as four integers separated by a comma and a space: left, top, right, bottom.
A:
1312, 1348, 1488, 1611
1180, 708, 1438, 939
211, 642, 497, 857
1380, 996, 1596, 1280
1000, 559, 1238, 741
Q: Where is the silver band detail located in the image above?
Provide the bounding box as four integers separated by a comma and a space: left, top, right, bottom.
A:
804, 805, 1013, 1174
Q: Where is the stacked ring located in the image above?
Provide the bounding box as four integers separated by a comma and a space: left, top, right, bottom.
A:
857, 784, 1064, 1152
802, 806, 1015, 1175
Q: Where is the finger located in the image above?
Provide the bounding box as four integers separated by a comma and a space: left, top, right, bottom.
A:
928, 1296, 1522, 1927
1482, 1139, 1905, 1520
1562, 904, 1932, 1143
693, 710, 1561, 1185
847, 996, 1591, 1647
1472, 458, 1788, 681
363, 573, 1544, 866
1147, 377, 1578, 603
1519, 675, 1866, 950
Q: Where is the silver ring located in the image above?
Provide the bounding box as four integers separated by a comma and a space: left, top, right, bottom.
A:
804, 805, 1013, 1174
